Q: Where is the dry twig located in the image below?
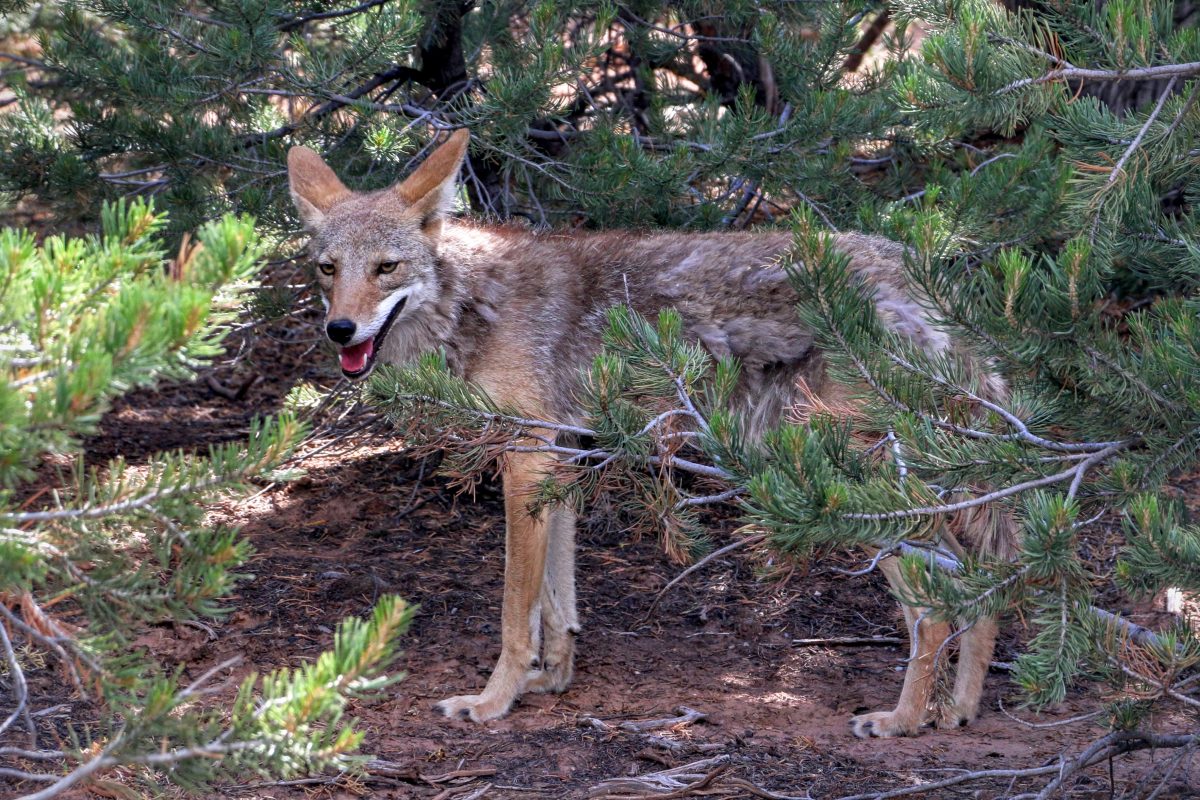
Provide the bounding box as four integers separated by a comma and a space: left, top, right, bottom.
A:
587, 755, 729, 799
792, 636, 903, 647
643, 534, 767, 620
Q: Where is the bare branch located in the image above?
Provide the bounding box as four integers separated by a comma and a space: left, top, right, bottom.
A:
844, 440, 1129, 521
246, 65, 420, 146
643, 533, 767, 619
676, 487, 746, 508
2, 475, 228, 523
0, 52, 53, 70
1106, 76, 1177, 189
277, 0, 392, 32
996, 61, 1200, 95
833, 730, 1198, 800
0, 619, 33, 742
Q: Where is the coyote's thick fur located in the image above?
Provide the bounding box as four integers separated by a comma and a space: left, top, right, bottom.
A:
288, 130, 1014, 737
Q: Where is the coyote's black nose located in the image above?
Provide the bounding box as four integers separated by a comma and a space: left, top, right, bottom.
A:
326, 319, 356, 345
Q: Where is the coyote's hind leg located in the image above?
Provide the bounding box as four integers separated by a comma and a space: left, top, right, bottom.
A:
937, 616, 997, 729
851, 554, 951, 738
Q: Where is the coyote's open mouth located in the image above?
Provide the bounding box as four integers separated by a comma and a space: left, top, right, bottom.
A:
338, 295, 407, 380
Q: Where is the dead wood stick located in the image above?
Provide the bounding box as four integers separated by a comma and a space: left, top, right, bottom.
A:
422, 766, 498, 783
587, 755, 730, 799
591, 767, 727, 799
619, 706, 707, 733
362, 758, 419, 779
432, 782, 493, 800
222, 773, 406, 791
791, 636, 902, 647
226, 761, 492, 793
642, 735, 725, 754
580, 706, 708, 735
579, 715, 615, 732
723, 777, 808, 800
491, 785, 555, 793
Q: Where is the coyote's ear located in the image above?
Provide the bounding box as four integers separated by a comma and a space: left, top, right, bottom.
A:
287, 146, 350, 229
396, 129, 469, 236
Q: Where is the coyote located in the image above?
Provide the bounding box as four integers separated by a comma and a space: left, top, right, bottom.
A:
287, 130, 1013, 737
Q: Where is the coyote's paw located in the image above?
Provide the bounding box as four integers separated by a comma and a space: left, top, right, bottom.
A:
525, 660, 573, 694
850, 710, 920, 739
434, 693, 513, 723
935, 703, 977, 730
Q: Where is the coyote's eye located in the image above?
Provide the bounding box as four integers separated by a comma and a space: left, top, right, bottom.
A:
317, 261, 336, 276
377, 260, 400, 275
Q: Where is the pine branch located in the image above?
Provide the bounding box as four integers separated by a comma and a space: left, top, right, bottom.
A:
276, 0, 394, 33
839, 440, 1129, 523
245, 64, 421, 146
885, 352, 1131, 454
5, 598, 411, 797
0, 620, 32, 742
381, 351, 1166, 652
1102, 75, 1177, 192
2, 475, 232, 523
0, 52, 53, 70
996, 62, 1200, 95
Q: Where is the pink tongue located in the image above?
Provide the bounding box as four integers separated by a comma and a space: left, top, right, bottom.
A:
339, 339, 374, 373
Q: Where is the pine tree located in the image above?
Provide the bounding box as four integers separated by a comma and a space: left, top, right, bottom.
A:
0, 0, 902, 234
0, 202, 411, 797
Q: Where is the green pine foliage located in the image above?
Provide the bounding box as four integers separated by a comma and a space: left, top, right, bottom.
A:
0, 203, 409, 795
895, 0, 1200, 291
0, 1, 907, 234
750, 201, 1200, 709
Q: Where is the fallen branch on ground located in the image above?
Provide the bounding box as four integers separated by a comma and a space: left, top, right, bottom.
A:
618, 706, 707, 733
829, 729, 1199, 800
792, 636, 904, 647
586, 755, 729, 799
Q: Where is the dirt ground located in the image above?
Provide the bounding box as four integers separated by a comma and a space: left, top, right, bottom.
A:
7, 280, 1199, 800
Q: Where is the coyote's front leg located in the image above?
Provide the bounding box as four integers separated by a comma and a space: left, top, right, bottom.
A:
435, 450, 557, 722
526, 506, 580, 694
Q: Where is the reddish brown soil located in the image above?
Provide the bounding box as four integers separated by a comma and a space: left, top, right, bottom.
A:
6, 294, 1198, 800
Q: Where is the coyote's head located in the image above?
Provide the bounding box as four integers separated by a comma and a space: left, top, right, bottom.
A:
287, 130, 469, 379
